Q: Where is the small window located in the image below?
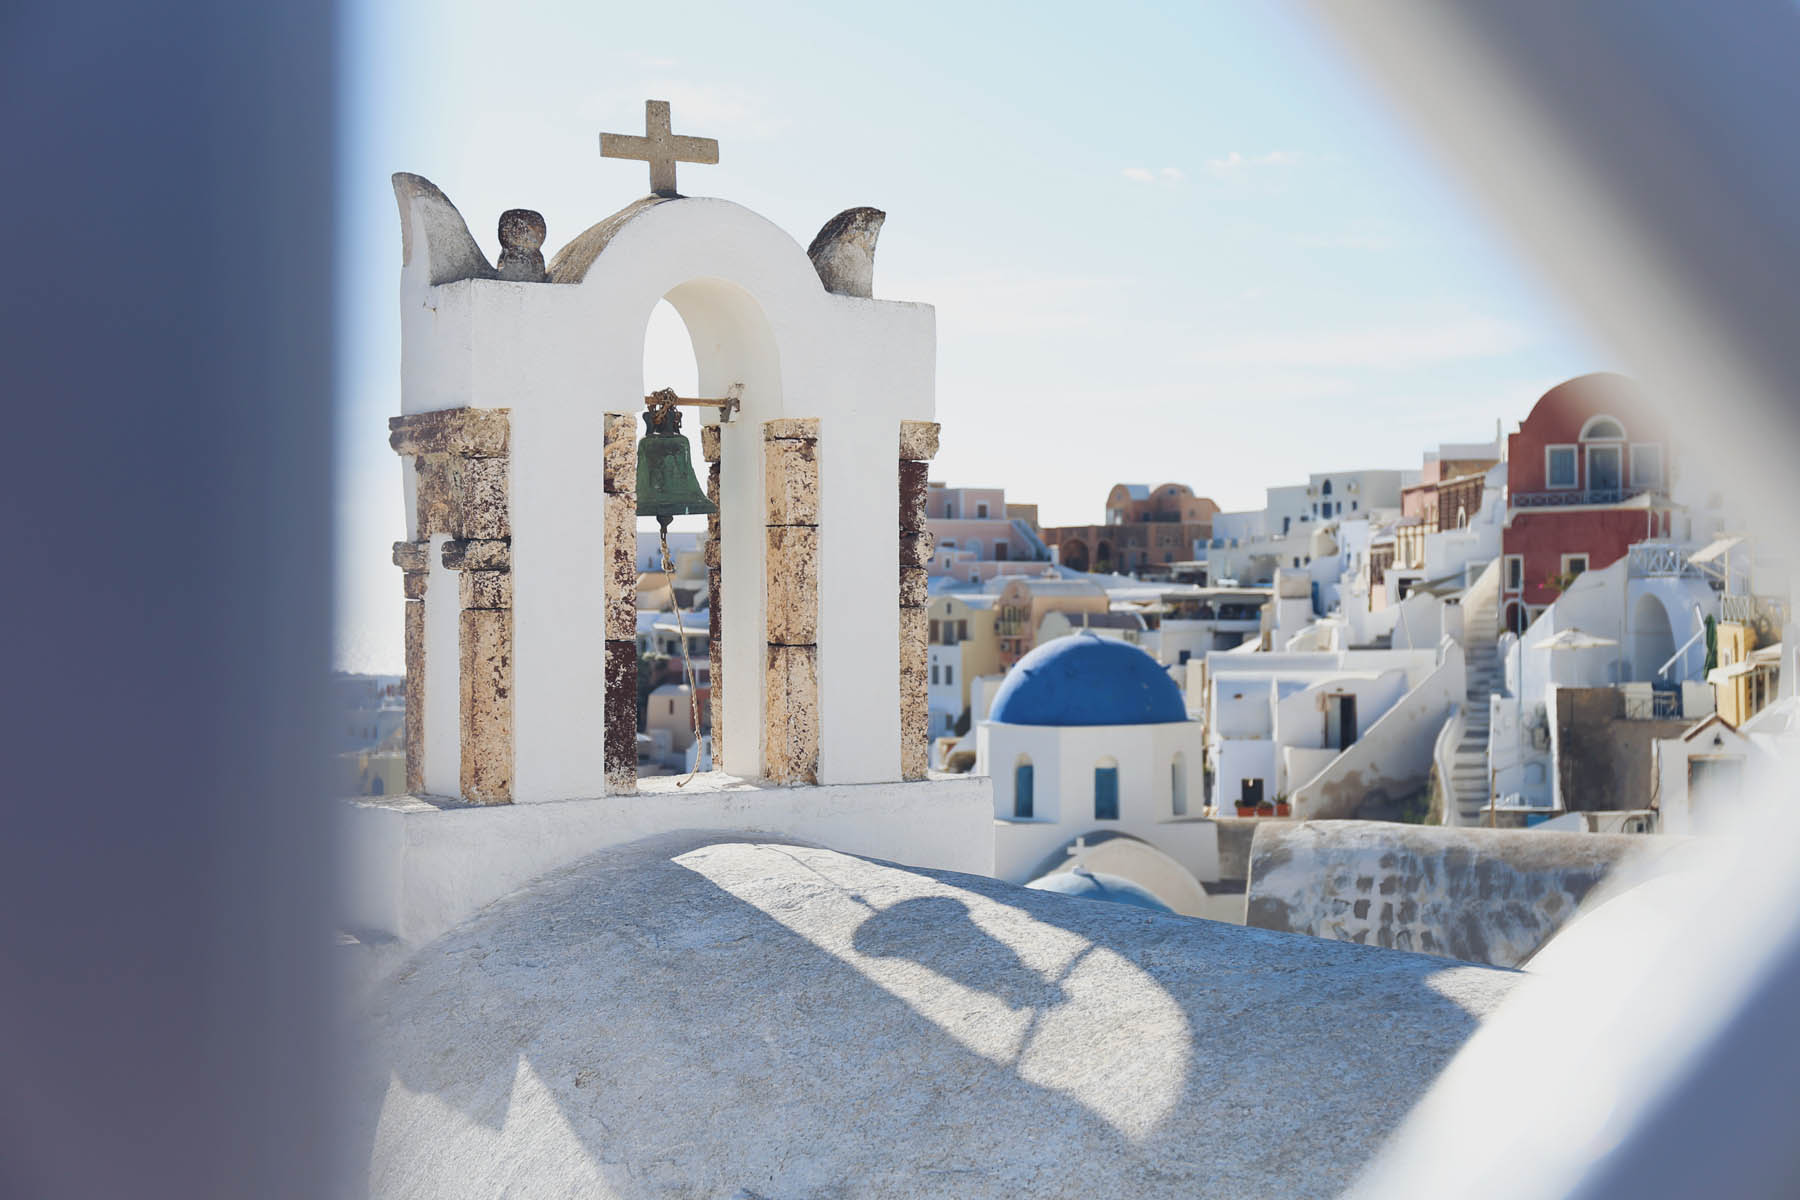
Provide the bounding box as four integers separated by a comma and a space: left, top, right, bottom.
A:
995, 542, 1008, 561
1546, 445, 1578, 489
1351, 500, 1358, 511
1094, 760, 1120, 820
1562, 553, 1589, 578
957, 620, 967, 641
945, 665, 954, 685
1014, 759, 1034, 819
930, 664, 939, 684
1630, 443, 1663, 490
1504, 554, 1524, 590
1581, 416, 1626, 441
929, 619, 940, 641
976, 502, 989, 518
1321, 479, 1333, 495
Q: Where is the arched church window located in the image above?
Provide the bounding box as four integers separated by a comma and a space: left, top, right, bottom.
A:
1094, 757, 1120, 820
1580, 415, 1626, 441
1321, 479, 1333, 495
1014, 757, 1034, 819
1171, 751, 1188, 817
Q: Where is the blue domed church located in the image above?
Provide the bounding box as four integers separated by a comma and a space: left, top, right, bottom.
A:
976, 634, 1219, 913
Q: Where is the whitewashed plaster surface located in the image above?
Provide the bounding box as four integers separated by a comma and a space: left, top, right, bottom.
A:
340, 774, 993, 946
397, 194, 934, 799
349, 833, 1517, 1199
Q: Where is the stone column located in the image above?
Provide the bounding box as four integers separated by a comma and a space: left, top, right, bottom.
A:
899, 421, 940, 780
389, 406, 513, 804
701, 423, 724, 768
765, 418, 820, 784
603, 412, 639, 796
391, 539, 431, 793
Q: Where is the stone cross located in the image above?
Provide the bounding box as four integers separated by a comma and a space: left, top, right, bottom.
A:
600, 100, 719, 198
1066, 836, 1090, 873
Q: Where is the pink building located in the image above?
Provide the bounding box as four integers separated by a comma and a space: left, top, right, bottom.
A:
926, 483, 1052, 583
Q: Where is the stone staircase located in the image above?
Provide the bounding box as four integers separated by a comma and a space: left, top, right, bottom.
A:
1450, 561, 1501, 824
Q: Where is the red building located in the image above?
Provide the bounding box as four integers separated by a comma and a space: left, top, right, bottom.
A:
1501, 374, 1676, 632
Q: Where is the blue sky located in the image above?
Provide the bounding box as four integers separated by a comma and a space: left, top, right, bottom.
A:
335, 0, 1605, 673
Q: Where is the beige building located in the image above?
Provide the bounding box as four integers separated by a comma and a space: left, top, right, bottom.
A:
926, 594, 1001, 734
994, 576, 1109, 669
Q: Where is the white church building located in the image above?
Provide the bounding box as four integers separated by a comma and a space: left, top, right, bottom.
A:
975, 633, 1220, 912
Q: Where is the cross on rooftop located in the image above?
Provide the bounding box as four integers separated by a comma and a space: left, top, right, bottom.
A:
600, 100, 719, 198
1066, 836, 1090, 873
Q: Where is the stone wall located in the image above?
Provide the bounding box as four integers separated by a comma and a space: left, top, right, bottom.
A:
1553, 686, 1689, 811
1246, 818, 1678, 966
390, 407, 513, 804
899, 420, 939, 780
603, 413, 639, 795
764, 419, 820, 783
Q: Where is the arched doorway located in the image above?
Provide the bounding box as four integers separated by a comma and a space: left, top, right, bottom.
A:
1504, 601, 1528, 636
1632, 593, 1677, 681
1060, 539, 1090, 572
1095, 540, 1114, 572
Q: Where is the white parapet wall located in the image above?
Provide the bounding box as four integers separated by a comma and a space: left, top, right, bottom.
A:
341, 774, 995, 946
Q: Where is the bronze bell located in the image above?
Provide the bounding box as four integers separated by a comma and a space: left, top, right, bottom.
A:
635, 404, 717, 529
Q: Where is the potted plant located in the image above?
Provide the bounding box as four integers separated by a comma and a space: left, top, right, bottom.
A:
1235, 799, 1257, 818
1275, 796, 1292, 817
1256, 800, 1275, 818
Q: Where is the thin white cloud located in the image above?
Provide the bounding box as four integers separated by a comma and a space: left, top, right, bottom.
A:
1188, 316, 1534, 371
1160, 167, 1186, 182
1122, 167, 1155, 183
1206, 150, 1303, 178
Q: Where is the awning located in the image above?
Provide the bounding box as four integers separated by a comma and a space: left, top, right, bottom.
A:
1687, 535, 1745, 566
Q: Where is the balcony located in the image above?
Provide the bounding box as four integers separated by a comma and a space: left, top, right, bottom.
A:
1722, 592, 1790, 626
1512, 486, 1654, 509
1627, 542, 1699, 578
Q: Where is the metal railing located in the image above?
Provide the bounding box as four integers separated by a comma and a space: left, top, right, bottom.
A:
1513, 486, 1653, 508
1627, 542, 1694, 578
1722, 592, 1790, 626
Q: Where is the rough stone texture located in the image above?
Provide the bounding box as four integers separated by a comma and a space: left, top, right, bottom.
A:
806, 206, 886, 298
403, 600, 425, 794
352, 834, 1518, 1198
440, 539, 510, 571
900, 606, 929, 781
765, 527, 819, 646
458, 570, 511, 612
388, 408, 510, 459
411, 456, 460, 541
705, 461, 720, 506
1245, 819, 1687, 967
495, 209, 548, 283
700, 423, 721, 464
604, 639, 638, 796
765, 645, 819, 785
764, 417, 820, 441
602, 412, 637, 495
764, 438, 820, 526
708, 570, 724, 768
392, 540, 430, 572
899, 566, 929, 609
604, 493, 636, 641
1554, 687, 1691, 812
401, 570, 428, 602
899, 529, 936, 568
458, 609, 512, 805
391, 172, 497, 286
898, 460, 930, 531
455, 457, 510, 540
899, 419, 940, 462
703, 537, 722, 570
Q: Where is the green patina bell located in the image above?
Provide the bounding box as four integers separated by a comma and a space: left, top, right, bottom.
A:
635, 405, 716, 528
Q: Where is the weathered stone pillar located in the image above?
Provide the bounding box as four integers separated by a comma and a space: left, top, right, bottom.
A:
391, 539, 431, 793
701, 423, 724, 768
899, 421, 940, 780
765, 418, 820, 784
603, 412, 639, 796
390, 406, 513, 804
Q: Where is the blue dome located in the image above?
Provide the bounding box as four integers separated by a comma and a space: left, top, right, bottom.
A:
988, 633, 1187, 726
1027, 870, 1174, 913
